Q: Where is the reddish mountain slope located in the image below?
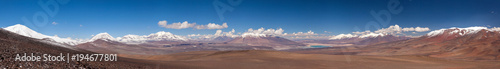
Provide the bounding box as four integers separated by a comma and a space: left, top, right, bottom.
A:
360, 28, 500, 60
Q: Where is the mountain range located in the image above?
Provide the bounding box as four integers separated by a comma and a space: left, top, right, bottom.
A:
292, 26, 500, 60
6, 24, 500, 60
0, 26, 153, 68
297, 34, 411, 46
3, 24, 82, 46
3, 24, 499, 69
2, 24, 307, 49
360, 27, 500, 60
2, 24, 191, 46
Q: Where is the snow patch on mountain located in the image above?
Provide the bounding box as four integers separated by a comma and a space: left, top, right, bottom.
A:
3, 24, 82, 45
116, 34, 147, 43
146, 31, 187, 41
329, 33, 388, 40
89, 32, 115, 42
490, 27, 500, 32
115, 31, 187, 43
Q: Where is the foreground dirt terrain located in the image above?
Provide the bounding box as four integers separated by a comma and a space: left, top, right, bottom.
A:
121, 50, 500, 69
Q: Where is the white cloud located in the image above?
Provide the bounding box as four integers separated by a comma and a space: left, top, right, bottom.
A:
288, 30, 317, 36
158, 20, 229, 29
79, 25, 83, 27
195, 23, 228, 29
158, 20, 167, 27
414, 27, 430, 32
214, 29, 236, 36
225, 29, 237, 36
214, 30, 223, 35
352, 30, 372, 35
187, 27, 325, 39
241, 28, 327, 39
158, 20, 196, 29
358, 32, 385, 38
374, 25, 402, 34
375, 24, 430, 34
52, 22, 58, 25
242, 28, 287, 37
324, 31, 332, 33
330, 34, 357, 40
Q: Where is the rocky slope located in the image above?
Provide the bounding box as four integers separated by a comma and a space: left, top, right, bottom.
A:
0, 29, 153, 68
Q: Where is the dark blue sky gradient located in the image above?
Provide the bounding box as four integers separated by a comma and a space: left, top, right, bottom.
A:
1, 0, 499, 39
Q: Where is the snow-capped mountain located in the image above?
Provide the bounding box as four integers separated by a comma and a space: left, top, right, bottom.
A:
3, 24, 82, 45
312, 34, 409, 45
145, 31, 187, 41
426, 27, 500, 37
187, 36, 235, 42
117, 34, 146, 43
89, 32, 116, 42
115, 31, 187, 43
355, 26, 500, 60
420, 26, 500, 42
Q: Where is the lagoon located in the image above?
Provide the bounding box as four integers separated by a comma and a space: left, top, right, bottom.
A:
309, 45, 331, 48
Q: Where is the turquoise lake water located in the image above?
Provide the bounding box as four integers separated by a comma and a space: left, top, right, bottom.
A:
309, 45, 331, 48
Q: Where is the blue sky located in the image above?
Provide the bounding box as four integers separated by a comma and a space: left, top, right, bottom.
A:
1, 0, 500, 39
